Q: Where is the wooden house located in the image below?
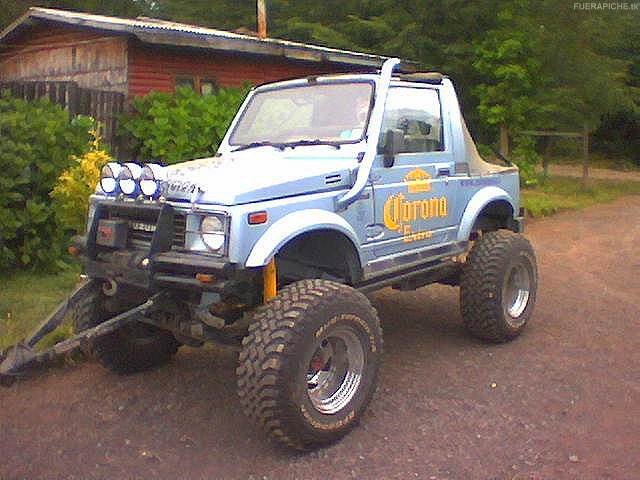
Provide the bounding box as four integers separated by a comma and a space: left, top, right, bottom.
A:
0, 7, 385, 96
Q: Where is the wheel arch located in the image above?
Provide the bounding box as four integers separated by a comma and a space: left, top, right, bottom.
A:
245, 209, 363, 277
457, 186, 517, 242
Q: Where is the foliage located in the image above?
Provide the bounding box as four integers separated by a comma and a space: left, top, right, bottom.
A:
512, 136, 541, 187
51, 131, 111, 234
521, 175, 640, 217
119, 85, 251, 164
472, 2, 548, 131
592, 111, 640, 166
0, 94, 94, 271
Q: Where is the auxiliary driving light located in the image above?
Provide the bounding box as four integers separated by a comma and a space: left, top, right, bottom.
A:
118, 162, 143, 196
140, 163, 167, 197
100, 162, 123, 194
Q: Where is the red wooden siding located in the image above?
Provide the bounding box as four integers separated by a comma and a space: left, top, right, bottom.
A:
128, 42, 368, 97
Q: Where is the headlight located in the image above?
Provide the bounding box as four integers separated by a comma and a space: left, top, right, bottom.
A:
100, 162, 122, 194
201, 215, 225, 251
140, 163, 166, 198
118, 162, 143, 196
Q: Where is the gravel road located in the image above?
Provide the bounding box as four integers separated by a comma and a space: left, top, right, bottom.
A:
1, 196, 638, 480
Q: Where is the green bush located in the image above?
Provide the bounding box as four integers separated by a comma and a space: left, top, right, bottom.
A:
0, 94, 94, 271
512, 136, 540, 187
120, 85, 251, 164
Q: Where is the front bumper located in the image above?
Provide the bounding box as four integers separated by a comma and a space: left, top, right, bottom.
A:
80, 247, 237, 292
79, 200, 238, 292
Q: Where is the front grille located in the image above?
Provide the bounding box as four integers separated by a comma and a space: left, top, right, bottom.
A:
101, 204, 186, 250
172, 214, 186, 248
128, 221, 154, 247
127, 214, 186, 250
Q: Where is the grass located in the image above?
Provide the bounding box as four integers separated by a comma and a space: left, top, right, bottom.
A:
548, 154, 639, 171
522, 175, 640, 217
0, 264, 81, 351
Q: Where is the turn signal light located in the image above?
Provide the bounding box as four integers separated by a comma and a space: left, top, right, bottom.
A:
248, 211, 268, 225
196, 273, 215, 283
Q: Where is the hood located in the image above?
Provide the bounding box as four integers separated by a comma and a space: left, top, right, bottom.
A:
162, 149, 356, 205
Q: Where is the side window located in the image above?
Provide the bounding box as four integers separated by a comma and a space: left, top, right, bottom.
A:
201, 79, 218, 95
378, 87, 443, 153
175, 76, 195, 90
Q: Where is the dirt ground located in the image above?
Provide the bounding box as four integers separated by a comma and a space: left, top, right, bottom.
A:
1, 196, 638, 480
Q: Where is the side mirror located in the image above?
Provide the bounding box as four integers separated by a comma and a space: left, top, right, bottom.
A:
381, 129, 403, 168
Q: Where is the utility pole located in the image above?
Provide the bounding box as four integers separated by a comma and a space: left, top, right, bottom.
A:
499, 124, 509, 157
257, 0, 267, 38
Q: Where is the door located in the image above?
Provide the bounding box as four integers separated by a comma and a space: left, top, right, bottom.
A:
367, 86, 457, 260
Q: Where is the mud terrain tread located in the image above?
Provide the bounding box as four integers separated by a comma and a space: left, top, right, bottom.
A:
236, 279, 381, 451
460, 230, 537, 342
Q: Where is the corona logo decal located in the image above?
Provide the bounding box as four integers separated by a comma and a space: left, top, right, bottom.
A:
383, 193, 448, 231
382, 167, 448, 242
404, 168, 431, 193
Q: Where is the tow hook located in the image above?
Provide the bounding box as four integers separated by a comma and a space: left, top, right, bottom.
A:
102, 279, 118, 296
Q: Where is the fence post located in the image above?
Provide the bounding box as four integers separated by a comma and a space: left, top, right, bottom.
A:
582, 122, 589, 188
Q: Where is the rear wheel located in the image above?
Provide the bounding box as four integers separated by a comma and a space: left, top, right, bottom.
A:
73, 282, 180, 374
460, 231, 538, 342
237, 279, 382, 451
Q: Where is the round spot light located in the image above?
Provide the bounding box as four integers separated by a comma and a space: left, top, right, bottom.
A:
100, 162, 123, 194
118, 162, 143, 196
140, 163, 167, 198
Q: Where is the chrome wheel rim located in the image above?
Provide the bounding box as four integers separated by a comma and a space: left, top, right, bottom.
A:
504, 261, 531, 321
306, 327, 364, 415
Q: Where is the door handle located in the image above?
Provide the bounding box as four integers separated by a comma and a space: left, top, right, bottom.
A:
437, 168, 450, 177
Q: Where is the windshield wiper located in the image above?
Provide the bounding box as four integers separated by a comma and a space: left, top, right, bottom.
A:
283, 139, 342, 149
232, 141, 286, 152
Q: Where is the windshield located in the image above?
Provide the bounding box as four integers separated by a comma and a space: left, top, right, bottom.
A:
229, 81, 374, 146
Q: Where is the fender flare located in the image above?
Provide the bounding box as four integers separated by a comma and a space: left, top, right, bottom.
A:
456, 186, 516, 242
245, 209, 362, 268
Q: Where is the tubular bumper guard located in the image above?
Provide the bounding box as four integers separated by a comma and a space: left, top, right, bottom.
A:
79, 200, 236, 292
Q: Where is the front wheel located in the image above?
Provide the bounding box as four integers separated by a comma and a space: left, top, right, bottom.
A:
460, 231, 538, 342
237, 279, 382, 451
72, 283, 180, 374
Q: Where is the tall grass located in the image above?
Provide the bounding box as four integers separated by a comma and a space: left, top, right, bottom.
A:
0, 265, 81, 350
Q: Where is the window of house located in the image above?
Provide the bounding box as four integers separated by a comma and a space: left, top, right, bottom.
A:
174, 76, 218, 95
175, 76, 195, 90
200, 79, 217, 95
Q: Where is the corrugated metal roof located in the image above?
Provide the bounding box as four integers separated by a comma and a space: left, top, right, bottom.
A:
0, 7, 388, 67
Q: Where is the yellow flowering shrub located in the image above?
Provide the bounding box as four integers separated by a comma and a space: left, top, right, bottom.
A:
52, 132, 111, 233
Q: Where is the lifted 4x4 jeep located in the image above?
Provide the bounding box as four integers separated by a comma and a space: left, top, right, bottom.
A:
3, 59, 538, 450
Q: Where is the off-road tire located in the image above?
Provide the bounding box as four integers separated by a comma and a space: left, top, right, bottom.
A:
237, 279, 382, 451
72, 283, 180, 374
460, 230, 538, 342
